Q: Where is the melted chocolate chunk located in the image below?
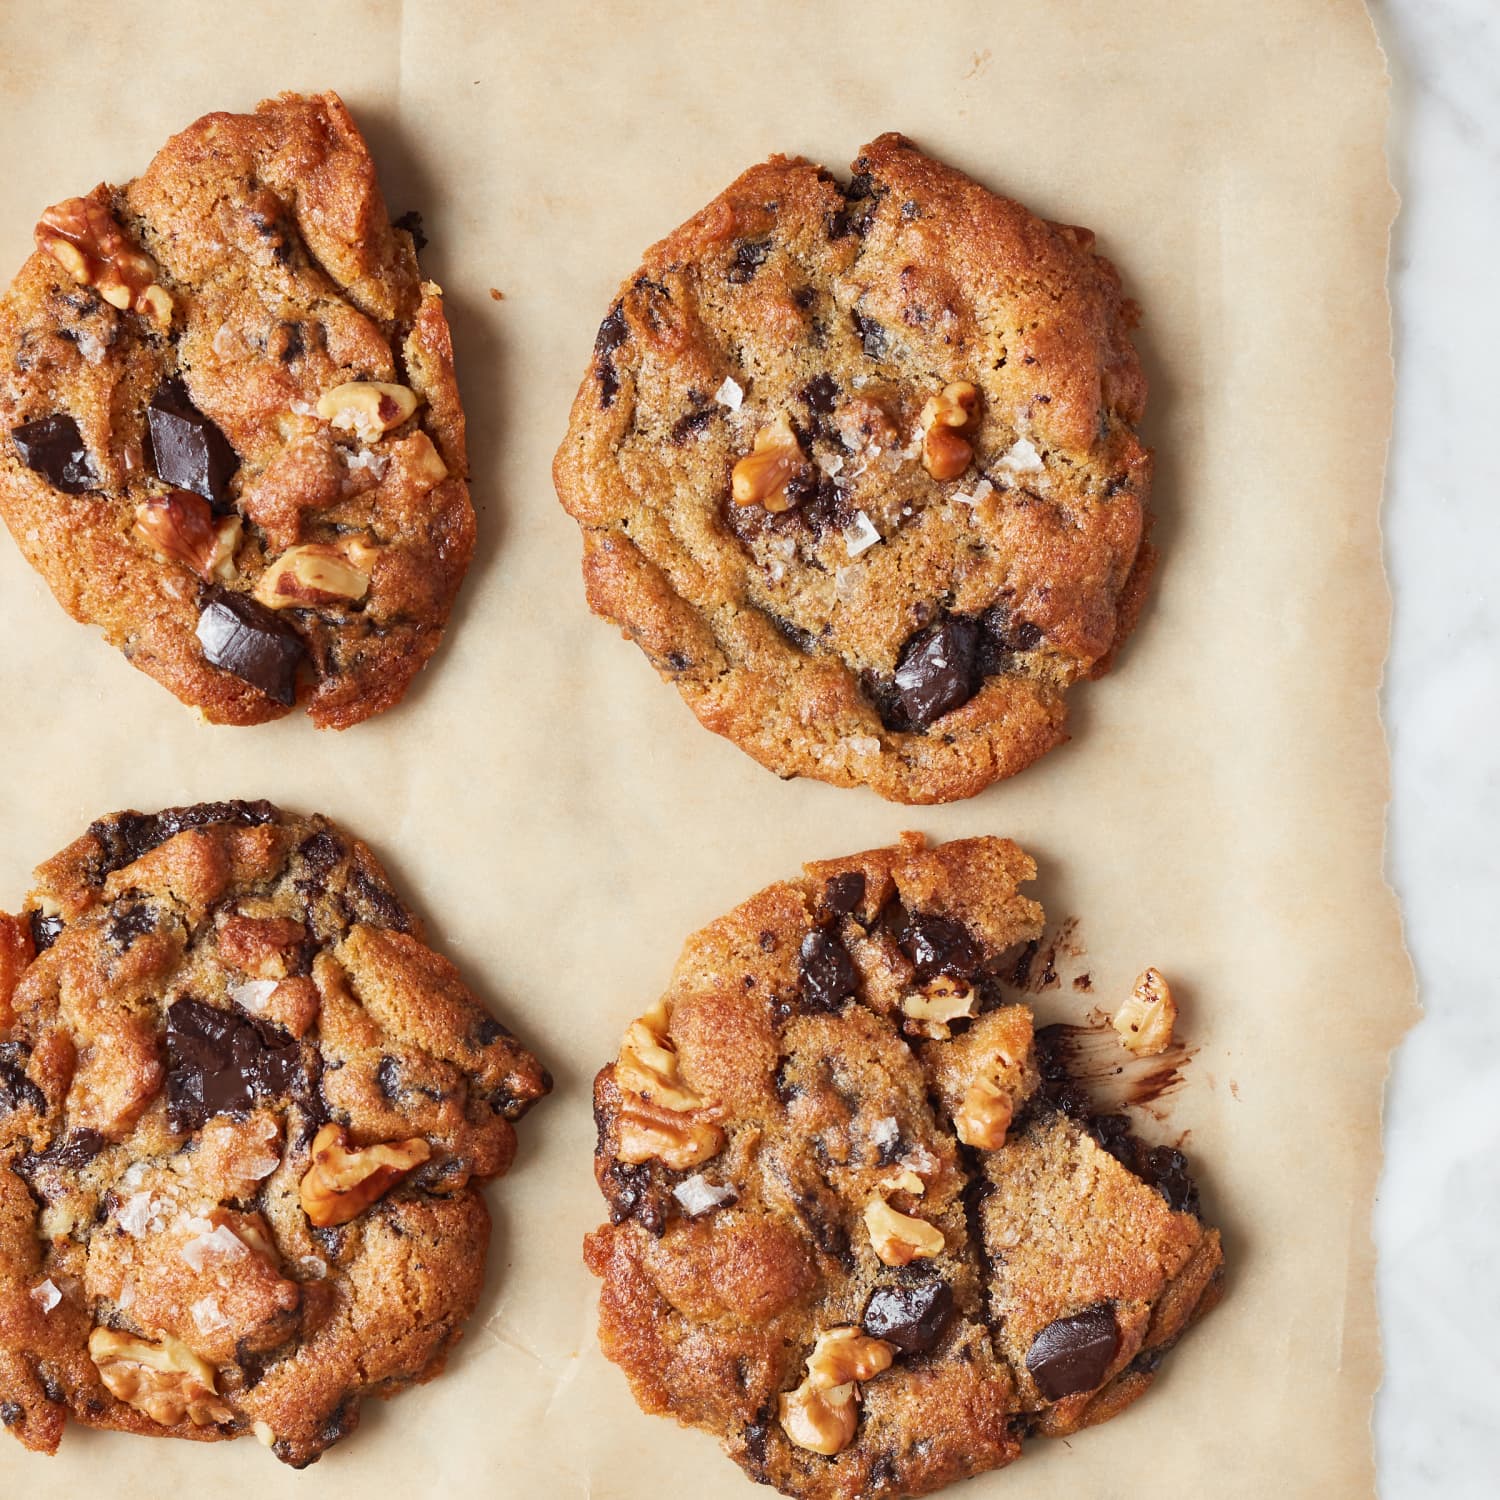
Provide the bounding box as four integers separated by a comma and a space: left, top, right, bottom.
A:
16, 1128, 107, 1189
798, 926, 860, 1012
823, 872, 866, 919
851, 309, 890, 361
347, 868, 412, 933
196, 586, 306, 705
801, 373, 838, 413
671, 407, 714, 444
727, 238, 772, 283
474, 1015, 512, 1047
10, 413, 97, 493
975, 604, 1043, 676
892, 617, 981, 729
89, 800, 280, 878
0, 1402, 22, 1427
392, 209, 428, 251
296, 828, 345, 885
29, 909, 63, 952
1025, 1304, 1121, 1400
899, 912, 981, 982
146, 379, 239, 512
105, 901, 156, 951
862, 1279, 954, 1353
603, 1159, 667, 1235
0, 1043, 45, 1116
594, 303, 628, 408
165, 997, 301, 1132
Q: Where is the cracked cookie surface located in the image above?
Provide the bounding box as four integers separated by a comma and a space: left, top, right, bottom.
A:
554, 134, 1153, 803
0, 801, 549, 1466
585, 834, 1220, 1500
0, 91, 474, 727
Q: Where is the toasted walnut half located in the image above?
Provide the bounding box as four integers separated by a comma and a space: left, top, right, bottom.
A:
134, 492, 240, 581
731, 412, 806, 512
254, 540, 374, 610
88, 1328, 232, 1428
918, 380, 979, 480
298, 1122, 430, 1227
779, 1327, 895, 1456
616, 1093, 725, 1170
36, 197, 172, 327
955, 1074, 1014, 1150
316, 381, 420, 441
1112, 967, 1177, 1057
864, 1194, 945, 1266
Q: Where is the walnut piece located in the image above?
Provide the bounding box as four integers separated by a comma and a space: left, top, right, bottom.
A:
254, 541, 373, 610
901, 975, 978, 1039
918, 380, 979, 480
615, 1093, 725, 1170
616, 999, 705, 1111
298, 1122, 430, 1227
88, 1328, 232, 1428
612, 999, 725, 1168
863, 1194, 945, 1266
36, 197, 172, 327
731, 412, 806, 512
954, 1074, 1014, 1150
133, 493, 241, 582
316, 381, 420, 440
1112, 967, 1177, 1058
779, 1327, 895, 1456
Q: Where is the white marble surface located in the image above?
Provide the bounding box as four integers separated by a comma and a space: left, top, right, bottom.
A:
1370, 2, 1500, 1496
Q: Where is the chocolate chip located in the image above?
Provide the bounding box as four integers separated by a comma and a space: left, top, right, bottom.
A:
0, 1043, 45, 1116
165, 996, 301, 1132
798, 926, 859, 1012
851, 309, 889, 361
899, 912, 981, 982
727, 238, 771, 283
146, 380, 238, 512
392, 209, 428, 251
862, 1279, 954, 1353
270, 321, 305, 364
892, 617, 980, 728
1025, 1305, 1121, 1400
375, 1056, 402, 1100
196, 586, 305, 705
823, 872, 865, 919
769, 613, 819, 654
40, 1129, 105, 1170
10, 413, 96, 493
29, 909, 63, 952
105, 901, 156, 951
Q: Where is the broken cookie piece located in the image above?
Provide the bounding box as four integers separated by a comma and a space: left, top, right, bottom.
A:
0, 92, 474, 728
585, 834, 1221, 1500
0, 802, 549, 1466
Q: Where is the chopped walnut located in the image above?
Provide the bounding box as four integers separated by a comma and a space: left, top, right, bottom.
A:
253, 540, 373, 610
1112, 967, 1177, 1057
298, 1122, 430, 1227
731, 412, 807, 512
133, 493, 241, 582
901, 975, 978, 1039
917, 380, 979, 480
36, 196, 172, 326
612, 1000, 725, 1168
864, 1194, 945, 1266
88, 1328, 232, 1428
615, 1093, 724, 1171
779, 1327, 895, 1456
954, 1074, 1014, 1150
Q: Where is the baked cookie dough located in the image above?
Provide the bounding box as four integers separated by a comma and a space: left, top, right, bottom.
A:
586, 834, 1220, 1499
0, 801, 549, 1465
555, 134, 1153, 803
0, 92, 473, 727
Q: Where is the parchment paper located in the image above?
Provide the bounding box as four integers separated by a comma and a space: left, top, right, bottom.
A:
0, 2, 1409, 1495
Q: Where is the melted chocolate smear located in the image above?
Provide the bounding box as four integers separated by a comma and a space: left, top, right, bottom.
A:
593, 303, 628, 408
823, 872, 865, 919
0, 1043, 46, 1116
29, 909, 64, 952
10, 413, 97, 493
1025, 1305, 1121, 1400
862, 1279, 954, 1353
146, 379, 238, 513
392, 209, 428, 251
89, 800, 279, 879
165, 997, 301, 1133
727, 238, 772, 283
196, 586, 305, 706
798, 927, 860, 1012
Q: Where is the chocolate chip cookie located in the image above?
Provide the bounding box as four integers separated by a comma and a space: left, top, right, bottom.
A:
0, 92, 474, 727
0, 801, 549, 1465
554, 134, 1153, 803
585, 834, 1220, 1499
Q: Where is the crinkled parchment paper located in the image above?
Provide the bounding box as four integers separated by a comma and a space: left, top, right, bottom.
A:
0, 1, 1409, 1495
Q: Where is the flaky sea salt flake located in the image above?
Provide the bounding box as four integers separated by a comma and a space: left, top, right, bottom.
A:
714, 376, 744, 411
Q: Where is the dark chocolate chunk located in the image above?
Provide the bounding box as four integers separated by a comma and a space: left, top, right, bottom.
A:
29, 909, 63, 952
798, 926, 860, 1012
900, 912, 981, 982
801, 373, 839, 413
347, 868, 412, 933
196, 586, 305, 705
893, 616, 981, 728
165, 996, 301, 1132
727, 238, 772, 283
900, 199, 922, 220
146, 380, 238, 512
105, 901, 156, 951
1025, 1304, 1121, 1400
851, 309, 890, 361
474, 1015, 512, 1047
88, 800, 280, 878
296, 828, 345, 879
862, 1279, 954, 1353
823, 871, 866, 919
10, 413, 96, 494
594, 302, 628, 408
0, 1043, 46, 1116
392, 209, 428, 251
0, 1401, 22, 1427
671, 407, 715, 444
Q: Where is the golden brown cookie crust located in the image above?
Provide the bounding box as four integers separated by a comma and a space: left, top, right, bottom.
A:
555, 135, 1153, 803
0, 92, 474, 727
0, 802, 549, 1466
585, 834, 1220, 1500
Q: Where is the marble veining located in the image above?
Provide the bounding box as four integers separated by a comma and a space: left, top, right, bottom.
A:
1370, 2, 1500, 1496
